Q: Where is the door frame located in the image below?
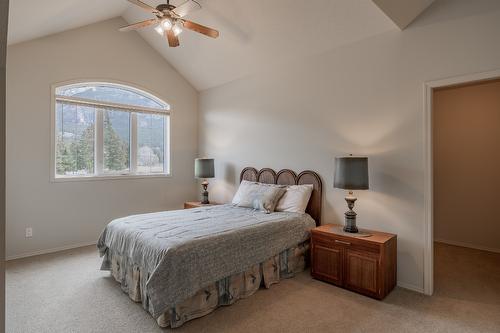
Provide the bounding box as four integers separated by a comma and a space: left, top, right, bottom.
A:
423, 68, 500, 295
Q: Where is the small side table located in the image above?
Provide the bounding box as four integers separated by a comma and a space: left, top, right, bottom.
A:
184, 201, 220, 209
311, 224, 397, 299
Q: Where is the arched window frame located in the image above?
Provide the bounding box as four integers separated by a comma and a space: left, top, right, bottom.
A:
50, 80, 171, 181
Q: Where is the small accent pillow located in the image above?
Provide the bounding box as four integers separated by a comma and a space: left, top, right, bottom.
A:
232, 181, 286, 213
275, 184, 314, 214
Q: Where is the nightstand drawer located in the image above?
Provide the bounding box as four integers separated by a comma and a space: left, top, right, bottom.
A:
312, 232, 380, 254
311, 233, 337, 248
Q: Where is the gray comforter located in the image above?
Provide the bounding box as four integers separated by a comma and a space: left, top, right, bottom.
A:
97, 204, 316, 318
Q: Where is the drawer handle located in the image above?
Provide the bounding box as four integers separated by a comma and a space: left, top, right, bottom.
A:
335, 240, 351, 246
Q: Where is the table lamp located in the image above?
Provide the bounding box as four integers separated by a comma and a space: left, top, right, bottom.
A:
195, 158, 215, 204
334, 156, 369, 233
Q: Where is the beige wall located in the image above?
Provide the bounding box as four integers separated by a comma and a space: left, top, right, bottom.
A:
1, 0, 8, 329
6, 17, 199, 259
433, 79, 500, 252
199, 0, 500, 292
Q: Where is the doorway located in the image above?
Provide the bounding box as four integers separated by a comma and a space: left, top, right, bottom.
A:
432, 78, 500, 298
424, 70, 500, 295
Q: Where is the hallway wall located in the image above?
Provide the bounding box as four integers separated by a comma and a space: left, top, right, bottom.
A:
433, 79, 500, 252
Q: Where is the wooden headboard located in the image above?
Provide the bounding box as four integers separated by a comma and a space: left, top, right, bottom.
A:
240, 167, 323, 226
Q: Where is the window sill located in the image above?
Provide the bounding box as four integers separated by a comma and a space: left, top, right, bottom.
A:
50, 173, 172, 183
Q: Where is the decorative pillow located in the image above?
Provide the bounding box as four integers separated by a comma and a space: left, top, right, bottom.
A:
232, 181, 286, 213
275, 184, 314, 214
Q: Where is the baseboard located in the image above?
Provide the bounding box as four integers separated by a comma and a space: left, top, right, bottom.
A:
6, 241, 97, 261
397, 281, 424, 294
434, 238, 500, 254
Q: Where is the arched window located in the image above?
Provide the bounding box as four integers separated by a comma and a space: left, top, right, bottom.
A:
52, 82, 170, 180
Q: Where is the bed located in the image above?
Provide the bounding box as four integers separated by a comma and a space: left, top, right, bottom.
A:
97, 167, 322, 328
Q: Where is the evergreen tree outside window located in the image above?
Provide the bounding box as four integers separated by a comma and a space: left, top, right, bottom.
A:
103, 110, 130, 174
53, 82, 170, 180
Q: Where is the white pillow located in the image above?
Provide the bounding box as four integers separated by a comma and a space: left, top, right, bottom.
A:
275, 184, 314, 214
232, 180, 286, 213
231, 180, 253, 205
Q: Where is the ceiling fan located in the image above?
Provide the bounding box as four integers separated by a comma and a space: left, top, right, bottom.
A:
120, 0, 219, 47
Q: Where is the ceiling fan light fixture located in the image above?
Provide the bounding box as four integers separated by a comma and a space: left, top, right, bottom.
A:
122, 0, 219, 47
154, 25, 164, 35
172, 24, 183, 36
161, 18, 173, 31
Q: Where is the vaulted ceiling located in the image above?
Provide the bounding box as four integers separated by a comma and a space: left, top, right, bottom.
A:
7, 0, 435, 91
8, 0, 129, 45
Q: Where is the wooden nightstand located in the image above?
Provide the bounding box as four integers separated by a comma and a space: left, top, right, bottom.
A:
311, 224, 397, 300
183, 201, 220, 209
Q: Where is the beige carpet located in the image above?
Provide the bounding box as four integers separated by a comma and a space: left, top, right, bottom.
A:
6, 242, 500, 333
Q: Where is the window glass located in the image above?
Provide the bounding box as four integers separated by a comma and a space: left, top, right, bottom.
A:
56, 84, 167, 109
55, 103, 95, 176
137, 113, 165, 174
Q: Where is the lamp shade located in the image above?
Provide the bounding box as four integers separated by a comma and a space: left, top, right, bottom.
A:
194, 158, 214, 179
334, 156, 369, 190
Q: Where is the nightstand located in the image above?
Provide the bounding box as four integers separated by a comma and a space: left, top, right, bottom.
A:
311, 224, 397, 299
183, 201, 220, 209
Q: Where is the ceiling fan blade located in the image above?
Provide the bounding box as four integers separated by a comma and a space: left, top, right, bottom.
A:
119, 18, 158, 32
127, 0, 162, 16
182, 20, 219, 38
165, 30, 180, 47
172, 0, 202, 18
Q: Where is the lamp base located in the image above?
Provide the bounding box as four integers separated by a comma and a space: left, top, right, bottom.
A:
343, 192, 359, 233
343, 215, 358, 233
201, 180, 209, 204
343, 226, 359, 233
